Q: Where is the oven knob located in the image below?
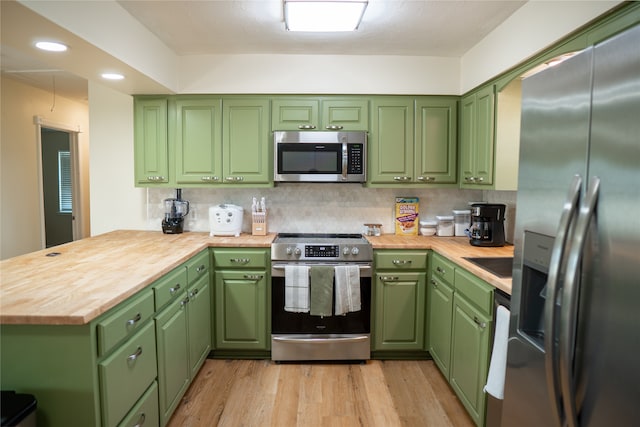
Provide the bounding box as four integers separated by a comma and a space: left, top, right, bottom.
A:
293, 247, 302, 257
351, 247, 360, 255
285, 246, 293, 255
343, 246, 350, 255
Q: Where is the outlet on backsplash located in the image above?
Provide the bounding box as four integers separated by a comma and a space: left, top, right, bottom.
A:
145, 186, 516, 236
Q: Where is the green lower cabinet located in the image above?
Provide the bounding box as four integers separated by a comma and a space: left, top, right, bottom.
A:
117, 381, 159, 427
215, 270, 268, 350
427, 274, 454, 379
187, 275, 212, 377
450, 293, 492, 426
373, 272, 426, 351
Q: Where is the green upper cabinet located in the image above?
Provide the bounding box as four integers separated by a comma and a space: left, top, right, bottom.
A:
222, 98, 271, 184
174, 97, 223, 184
415, 97, 458, 184
369, 97, 414, 184
271, 97, 369, 131
460, 85, 495, 188
134, 98, 170, 185
369, 97, 457, 186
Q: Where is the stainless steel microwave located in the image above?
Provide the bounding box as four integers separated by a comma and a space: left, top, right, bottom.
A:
274, 131, 367, 183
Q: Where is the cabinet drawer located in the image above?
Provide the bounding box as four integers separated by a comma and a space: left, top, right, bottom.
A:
117, 381, 159, 427
214, 249, 268, 269
454, 268, 494, 316
99, 321, 157, 427
375, 251, 428, 270
187, 250, 210, 283
431, 252, 456, 285
153, 266, 188, 311
97, 290, 154, 356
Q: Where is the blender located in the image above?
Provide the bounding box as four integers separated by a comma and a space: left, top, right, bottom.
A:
162, 189, 190, 234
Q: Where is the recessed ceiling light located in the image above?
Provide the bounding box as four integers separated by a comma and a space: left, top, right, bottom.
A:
284, 0, 368, 32
35, 41, 68, 52
101, 73, 125, 80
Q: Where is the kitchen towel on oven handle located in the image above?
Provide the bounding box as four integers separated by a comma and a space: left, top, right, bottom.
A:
484, 305, 510, 399
334, 265, 361, 315
310, 266, 334, 317
284, 265, 310, 313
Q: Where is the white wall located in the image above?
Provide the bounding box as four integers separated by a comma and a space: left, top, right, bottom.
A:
88, 81, 147, 236
0, 76, 90, 260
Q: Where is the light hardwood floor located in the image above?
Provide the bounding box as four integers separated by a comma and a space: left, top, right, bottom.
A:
167, 359, 475, 427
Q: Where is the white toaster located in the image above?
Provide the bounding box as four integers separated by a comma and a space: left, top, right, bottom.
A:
209, 204, 244, 237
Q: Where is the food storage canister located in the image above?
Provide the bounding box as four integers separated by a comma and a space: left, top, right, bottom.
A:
452, 209, 471, 237
436, 215, 455, 237
419, 220, 438, 236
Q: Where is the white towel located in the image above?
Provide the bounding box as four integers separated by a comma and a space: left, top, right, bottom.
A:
284, 265, 310, 313
334, 265, 361, 315
484, 305, 510, 399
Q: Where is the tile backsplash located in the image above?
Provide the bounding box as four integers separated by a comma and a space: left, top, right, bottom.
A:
146, 184, 516, 238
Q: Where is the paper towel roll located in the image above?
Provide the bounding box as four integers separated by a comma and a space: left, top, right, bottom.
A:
484, 305, 510, 399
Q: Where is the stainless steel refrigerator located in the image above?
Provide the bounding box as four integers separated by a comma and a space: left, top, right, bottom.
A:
502, 24, 640, 427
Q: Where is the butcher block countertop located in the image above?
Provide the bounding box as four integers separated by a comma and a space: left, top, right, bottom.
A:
365, 234, 514, 295
0, 230, 275, 326
1, 230, 511, 326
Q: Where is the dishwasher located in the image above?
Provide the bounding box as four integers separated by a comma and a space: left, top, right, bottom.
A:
486, 288, 511, 427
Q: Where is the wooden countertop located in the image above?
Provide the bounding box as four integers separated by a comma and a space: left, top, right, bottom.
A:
1, 231, 511, 326
365, 234, 513, 295
0, 230, 275, 326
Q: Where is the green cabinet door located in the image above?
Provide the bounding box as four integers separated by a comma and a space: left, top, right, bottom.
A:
427, 274, 454, 379
175, 97, 223, 184
322, 99, 369, 130
369, 97, 414, 184
450, 293, 492, 426
215, 270, 268, 350
272, 98, 320, 130
155, 293, 190, 426
373, 272, 426, 351
460, 85, 495, 187
415, 97, 458, 184
134, 97, 169, 185
187, 275, 212, 378
222, 98, 271, 184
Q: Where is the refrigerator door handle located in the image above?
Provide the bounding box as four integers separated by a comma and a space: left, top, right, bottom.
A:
544, 174, 582, 426
560, 176, 601, 427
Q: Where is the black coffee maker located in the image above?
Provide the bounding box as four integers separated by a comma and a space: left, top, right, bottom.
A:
469, 203, 506, 247
162, 189, 189, 234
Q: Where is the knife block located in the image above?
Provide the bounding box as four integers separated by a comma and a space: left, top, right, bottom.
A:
252, 211, 267, 236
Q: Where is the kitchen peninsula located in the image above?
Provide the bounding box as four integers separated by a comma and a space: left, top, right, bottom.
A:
1, 230, 512, 427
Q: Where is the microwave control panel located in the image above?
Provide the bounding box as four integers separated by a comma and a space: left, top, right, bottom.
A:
347, 144, 364, 174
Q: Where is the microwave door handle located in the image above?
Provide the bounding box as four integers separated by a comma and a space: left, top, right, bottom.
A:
342, 143, 348, 181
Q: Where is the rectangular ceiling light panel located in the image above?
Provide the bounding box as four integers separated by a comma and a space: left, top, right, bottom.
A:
284, 0, 368, 32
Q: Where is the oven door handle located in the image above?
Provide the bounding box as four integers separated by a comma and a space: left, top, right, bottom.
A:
271, 263, 372, 277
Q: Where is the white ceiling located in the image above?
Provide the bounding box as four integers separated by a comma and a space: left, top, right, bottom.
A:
1, 0, 528, 103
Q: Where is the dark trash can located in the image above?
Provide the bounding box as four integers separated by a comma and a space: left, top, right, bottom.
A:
0, 391, 36, 427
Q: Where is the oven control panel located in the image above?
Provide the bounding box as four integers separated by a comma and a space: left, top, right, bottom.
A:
305, 245, 339, 258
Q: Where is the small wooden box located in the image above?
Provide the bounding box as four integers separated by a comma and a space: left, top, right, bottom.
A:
252, 211, 267, 236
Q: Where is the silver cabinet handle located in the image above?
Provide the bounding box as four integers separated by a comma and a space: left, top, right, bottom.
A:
297, 125, 316, 129
201, 176, 219, 182
196, 264, 206, 273
392, 259, 412, 265
225, 176, 244, 182
473, 316, 487, 329
126, 313, 142, 326
417, 176, 435, 182
230, 258, 250, 264
244, 274, 264, 280
544, 174, 582, 426
325, 125, 343, 130
436, 266, 446, 274
169, 284, 181, 294
146, 176, 166, 182
380, 276, 399, 281
464, 176, 475, 182
393, 176, 411, 181
476, 177, 484, 182
180, 296, 190, 306
560, 176, 600, 427
133, 413, 146, 427
430, 279, 438, 287
188, 288, 199, 298
127, 346, 143, 362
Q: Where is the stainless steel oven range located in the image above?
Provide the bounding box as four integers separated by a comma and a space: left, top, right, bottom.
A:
271, 233, 373, 362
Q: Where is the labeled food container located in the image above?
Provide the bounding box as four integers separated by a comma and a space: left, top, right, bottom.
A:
452, 209, 471, 237
419, 220, 437, 236
364, 223, 382, 236
436, 215, 455, 237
